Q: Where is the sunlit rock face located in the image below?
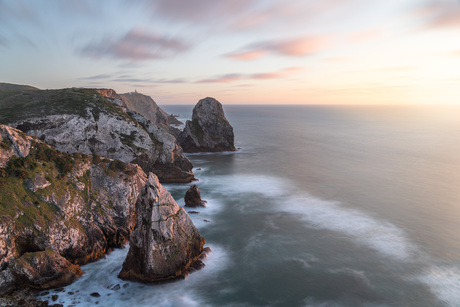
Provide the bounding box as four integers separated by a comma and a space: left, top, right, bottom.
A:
119, 173, 205, 283
178, 97, 236, 153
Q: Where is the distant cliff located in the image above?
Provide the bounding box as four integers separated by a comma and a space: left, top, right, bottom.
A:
0, 87, 194, 183
120, 92, 182, 127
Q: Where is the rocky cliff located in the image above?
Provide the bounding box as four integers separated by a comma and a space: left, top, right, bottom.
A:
0, 124, 147, 293
120, 92, 182, 127
178, 97, 236, 152
0, 123, 205, 294
119, 173, 205, 283
0, 87, 193, 183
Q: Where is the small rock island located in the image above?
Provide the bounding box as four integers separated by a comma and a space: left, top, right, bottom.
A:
178, 97, 236, 152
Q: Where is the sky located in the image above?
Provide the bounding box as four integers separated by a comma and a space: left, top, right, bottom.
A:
1, 0, 460, 105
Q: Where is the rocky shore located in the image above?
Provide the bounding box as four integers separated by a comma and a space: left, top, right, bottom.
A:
0, 83, 236, 303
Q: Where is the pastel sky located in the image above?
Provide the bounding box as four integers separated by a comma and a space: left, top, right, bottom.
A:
1, 0, 460, 105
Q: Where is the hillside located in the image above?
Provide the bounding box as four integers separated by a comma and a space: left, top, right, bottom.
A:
0, 87, 194, 183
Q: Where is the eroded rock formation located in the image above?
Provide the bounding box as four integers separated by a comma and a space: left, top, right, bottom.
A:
0, 124, 147, 293
119, 173, 205, 283
178, 97, 236, 152
0, 88, 193, 183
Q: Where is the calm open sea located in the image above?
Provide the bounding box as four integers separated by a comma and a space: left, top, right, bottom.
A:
43, 105, 460, 306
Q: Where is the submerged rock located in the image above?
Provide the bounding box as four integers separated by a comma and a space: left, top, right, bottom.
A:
184, 185, 206, 207
118, 173, 205, 283
178, 97, 236, 152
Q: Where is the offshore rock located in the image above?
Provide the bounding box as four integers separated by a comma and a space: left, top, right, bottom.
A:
178, 97, 236, 152
0, 124, 148, 293
184, 185, 206, 207
118, 173, 205, 283
0, 87, 193, 183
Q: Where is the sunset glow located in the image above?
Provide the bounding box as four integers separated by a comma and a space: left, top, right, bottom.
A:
1, 0, 459, 105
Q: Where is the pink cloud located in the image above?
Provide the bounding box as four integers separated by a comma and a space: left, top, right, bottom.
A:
348, 28, 382, 43
225, 35, 331, 60
81, 29, 190, 61
413, 1, 460, 29
197, 67, 303, 83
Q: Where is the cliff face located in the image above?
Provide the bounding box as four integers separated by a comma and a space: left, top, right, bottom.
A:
120, 92, 182, 127
0, 88, 193, 183
0, 124, 147, 292
118, 174, 205, 283
178, 97, 236, 152
0, 123, 205, 294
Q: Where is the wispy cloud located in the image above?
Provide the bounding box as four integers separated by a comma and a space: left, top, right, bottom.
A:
226, 35, 331, 61
197, 67, 303, 83
413, 0, 460, 29
80, 29, 190, 62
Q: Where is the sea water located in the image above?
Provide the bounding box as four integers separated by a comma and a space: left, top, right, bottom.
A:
42, 105, 460, 306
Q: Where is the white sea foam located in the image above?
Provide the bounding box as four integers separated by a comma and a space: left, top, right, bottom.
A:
210, 174, 416, 261
41, 244, 230, 307
417, 265, 460, 306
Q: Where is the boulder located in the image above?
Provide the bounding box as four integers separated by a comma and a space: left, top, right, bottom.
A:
178, 97, 236, 152
184, 185, 206, 207
118, 173, 205, 283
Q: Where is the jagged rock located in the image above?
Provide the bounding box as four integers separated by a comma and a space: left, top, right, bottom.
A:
184, 185, 206, 207
120, 92, 182, 127
128, 111, 194, 183
0, 88, 193, 183
0, 124, 148, 284
178, 97, 236, 152
118, 173, 205, 283
25, 174, 51, 193
8, 250, 83, 291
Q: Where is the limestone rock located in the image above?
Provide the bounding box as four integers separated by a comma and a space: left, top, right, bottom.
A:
120, 92, 182, 127
0, 124, 148, 275
184, 185, 206, 207
118, 173, 205, 283
0, 88, 193, 183
9, 250, 83, 290
178, 97, 236, 152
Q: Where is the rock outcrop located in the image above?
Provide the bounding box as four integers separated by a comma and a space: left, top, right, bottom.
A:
120, 92, 182, 127
184, 185, 206, 207
0, 250, 83, 294
178, 97, 236, 152
119, 173, 205, 283
0, 124, 148, 293
0, 87, 193, 183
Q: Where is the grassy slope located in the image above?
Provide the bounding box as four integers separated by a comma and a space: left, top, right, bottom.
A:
0, 88, 133, 124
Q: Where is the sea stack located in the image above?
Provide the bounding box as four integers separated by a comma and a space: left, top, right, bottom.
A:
118, 173, 205, 283
184, 185, 207, 207
178, 97, 236, 152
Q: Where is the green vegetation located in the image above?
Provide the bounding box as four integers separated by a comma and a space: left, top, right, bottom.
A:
0, 88, 134, 124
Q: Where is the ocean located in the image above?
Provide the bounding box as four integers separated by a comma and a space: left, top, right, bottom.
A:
42, 105, 460, 306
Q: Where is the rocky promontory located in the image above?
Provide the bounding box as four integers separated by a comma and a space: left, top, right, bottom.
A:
119, 173, 205, 283
0, 87, 193, 183
0, 124, 147, 294
178, 97, 236, 152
